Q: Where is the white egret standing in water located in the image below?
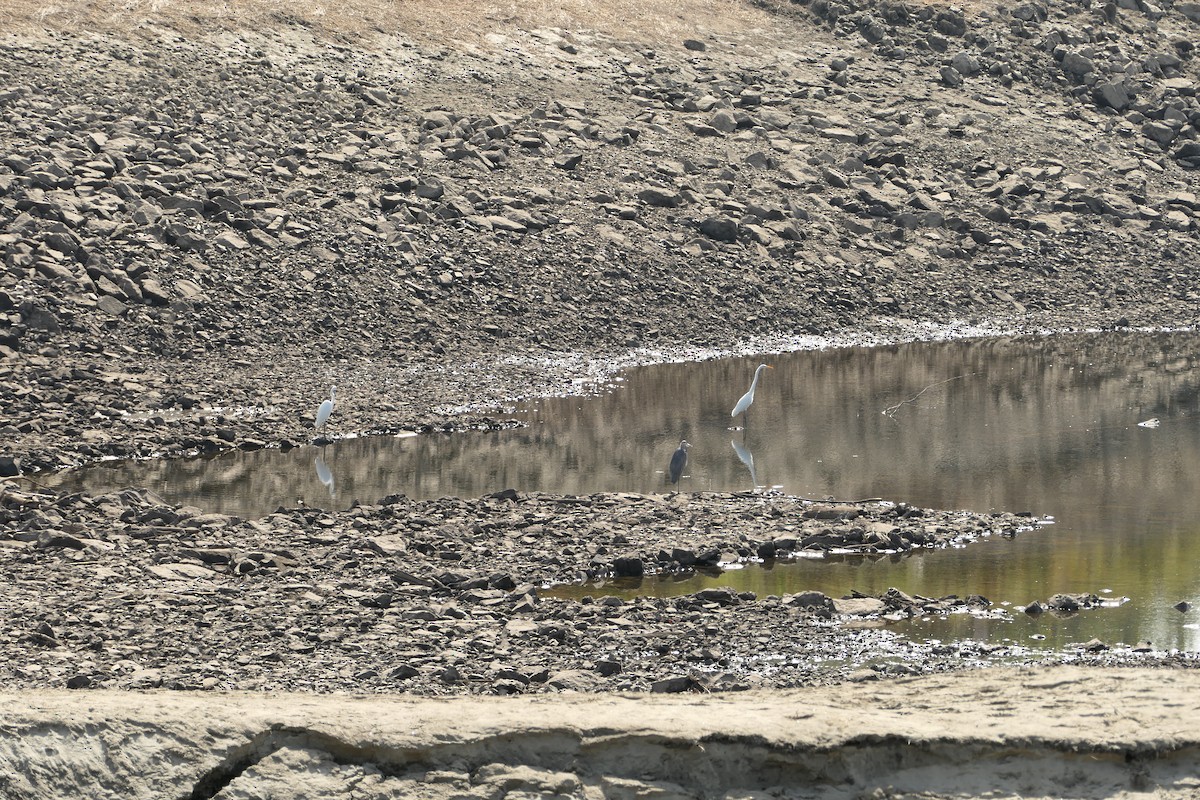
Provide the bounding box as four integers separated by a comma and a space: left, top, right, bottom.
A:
731, 364, 773, 425
668, 440, 691, 485
315, 385, 336, 439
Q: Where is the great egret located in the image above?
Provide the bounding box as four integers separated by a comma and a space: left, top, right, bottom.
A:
668, 439, 691, 484
731, 364, 773, 423
315, 385, 336, 438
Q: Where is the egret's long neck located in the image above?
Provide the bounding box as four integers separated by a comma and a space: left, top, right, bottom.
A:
749, 367, 764, 393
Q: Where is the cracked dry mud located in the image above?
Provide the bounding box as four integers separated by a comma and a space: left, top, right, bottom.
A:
4, 0, 1200, 796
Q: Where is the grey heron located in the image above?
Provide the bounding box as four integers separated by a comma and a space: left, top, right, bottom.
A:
668, 439, 691, 484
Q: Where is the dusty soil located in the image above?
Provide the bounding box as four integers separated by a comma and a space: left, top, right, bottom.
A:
4, 0, 1200, 794
4, 667, 1200, 799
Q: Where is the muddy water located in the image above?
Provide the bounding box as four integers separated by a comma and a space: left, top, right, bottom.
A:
38, 331, 1200, 652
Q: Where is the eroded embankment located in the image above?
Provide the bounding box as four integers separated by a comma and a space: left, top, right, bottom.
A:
2, 668, 1199, 799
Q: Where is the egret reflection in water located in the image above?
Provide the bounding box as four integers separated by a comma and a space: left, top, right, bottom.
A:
314, 451, 336, 499
731, 438, 760, 491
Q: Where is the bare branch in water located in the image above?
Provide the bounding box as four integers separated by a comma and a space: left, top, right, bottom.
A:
882, 373, 975, 420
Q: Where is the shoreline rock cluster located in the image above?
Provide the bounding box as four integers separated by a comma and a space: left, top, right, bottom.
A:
2, 481, 1191, 694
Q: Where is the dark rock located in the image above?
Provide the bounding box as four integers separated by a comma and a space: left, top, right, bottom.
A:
699, 214, 739, 242
595, 659, 622, 676
934, 9, 966, 37
1173, 141, 1200, 167
694, 587, 738, 605
787, 591, 834, 610
1024, 601, 1044, 615
489, 572, 517, 590
38, 532, 86, 550
1060, 51, 1095, 81
554, 153, 583, 170
611, 556, 644, 577
0, 456, 20, 477
638, 187, 683, 208
709, 109, 737, 133
682, 39, 706, 52
671, 547, 697, 566
950, 52, 981, 77
1093, 81, 1132, 111
1175, 601, 1191, 613
492, 679, 525, 695
650, 675, 700, 693
19, 301, 59, 333
388, 664, 420, 680
940, 66, 964, 88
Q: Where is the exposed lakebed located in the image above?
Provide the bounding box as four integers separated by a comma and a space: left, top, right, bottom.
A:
30, 331, 1200, 655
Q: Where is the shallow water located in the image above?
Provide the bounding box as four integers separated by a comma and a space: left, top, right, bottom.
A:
37, 331, 1200, 652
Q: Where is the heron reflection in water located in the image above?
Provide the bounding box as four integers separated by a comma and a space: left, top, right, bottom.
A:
315, 452, 336, 500
731, 438, 760, 491
668, 440, 691, 485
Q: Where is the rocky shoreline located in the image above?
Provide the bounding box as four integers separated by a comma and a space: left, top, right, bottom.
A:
3, 480, 1192, 696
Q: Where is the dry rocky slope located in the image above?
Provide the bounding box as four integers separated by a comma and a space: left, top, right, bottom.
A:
4, 0, 1200, 796
3, 0, 1200, 468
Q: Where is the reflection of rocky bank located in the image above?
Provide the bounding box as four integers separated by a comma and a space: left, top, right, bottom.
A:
4, 668, 1199, 799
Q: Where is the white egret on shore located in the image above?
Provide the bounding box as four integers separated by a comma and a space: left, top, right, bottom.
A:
315, 385, 336, 439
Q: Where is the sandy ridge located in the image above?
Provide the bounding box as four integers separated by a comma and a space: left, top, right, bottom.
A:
3, 667, 1200, 798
